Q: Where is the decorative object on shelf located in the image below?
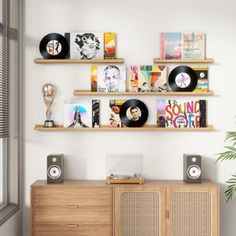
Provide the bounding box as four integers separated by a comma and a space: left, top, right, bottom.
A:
217, 131, 236, 202
156, 99, 207, 128
183, 154, 202, 183
168, 66, 198, 92
192, 66, 208, 92
42, 83, 56, 128
160, 32, 205, 60
64, 99, 100, 128
65, 32, 104, 59
104, 32, 116, 59
92, 65, 126, 92
120, 99, 149, 127
130, 65, 167, 92
109, 99, 125, 127
47, 154, 64, 184
39, 33, 69, 59
106, 154, 144, 184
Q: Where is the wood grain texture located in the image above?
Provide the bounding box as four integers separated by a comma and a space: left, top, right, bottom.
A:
33, 224, 112, 236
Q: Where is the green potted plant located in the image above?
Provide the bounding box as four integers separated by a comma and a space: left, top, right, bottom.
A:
217, 132, 236, 202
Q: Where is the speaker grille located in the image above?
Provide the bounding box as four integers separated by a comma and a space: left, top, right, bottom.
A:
121, 192, 159, 236
172, 192, 211, 236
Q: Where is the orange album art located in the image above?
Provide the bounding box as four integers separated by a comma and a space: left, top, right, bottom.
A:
104, 32, 116, 59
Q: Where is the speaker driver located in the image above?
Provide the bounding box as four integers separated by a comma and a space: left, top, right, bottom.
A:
187, 165, 201, 179
48, 165, 62, 179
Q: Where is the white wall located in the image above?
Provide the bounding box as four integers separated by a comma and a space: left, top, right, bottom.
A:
23, 0, 236, 235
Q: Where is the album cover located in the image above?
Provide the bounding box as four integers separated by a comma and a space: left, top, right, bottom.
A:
65, 32, 104, 59
183, 32, 205, 59
104, 32, 116, 59
96, 65, 126, 92
130, 65, 139, 92
156, 99, 207, 128
91, 66, 98, 92
192, 66, 208, 92
138, 65, 152, 92
150, 66, 167, 92
92, 100, 100, 128
160, 32, 182, 59
64, 99, 93, 128
109, 99, 126, 127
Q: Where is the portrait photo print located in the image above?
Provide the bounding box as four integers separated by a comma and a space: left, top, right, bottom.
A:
66, 32, 104, 59
97, 65, 126, 92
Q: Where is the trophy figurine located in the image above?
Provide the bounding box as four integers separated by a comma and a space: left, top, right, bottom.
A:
42, 83, 56, 128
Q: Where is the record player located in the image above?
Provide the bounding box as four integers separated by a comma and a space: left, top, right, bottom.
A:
106, 154, 144, 184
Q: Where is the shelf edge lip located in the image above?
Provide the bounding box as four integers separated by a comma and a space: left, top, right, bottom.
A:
153, 58, 215, 63
33, 58, 125, 64
73, 90, 214, 96
34, 124, 215, 132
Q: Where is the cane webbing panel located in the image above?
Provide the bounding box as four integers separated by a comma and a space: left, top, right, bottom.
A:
172, 192, 211, 236
121, 192, 159, 236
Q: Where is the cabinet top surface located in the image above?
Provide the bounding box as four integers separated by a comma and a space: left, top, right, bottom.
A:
31, 179, 219, 187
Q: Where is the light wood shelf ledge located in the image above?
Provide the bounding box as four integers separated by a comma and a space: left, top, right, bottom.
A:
73, 90, 214, 96
153, 58, 215, 64
33, 58, 125, 64
34, 124, 215, 132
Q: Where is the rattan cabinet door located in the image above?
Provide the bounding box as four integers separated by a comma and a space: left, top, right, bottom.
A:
114, 186, 166, 236
166, 185, 219, 236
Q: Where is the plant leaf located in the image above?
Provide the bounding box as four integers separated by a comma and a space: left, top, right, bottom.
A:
225, 174, 236, 202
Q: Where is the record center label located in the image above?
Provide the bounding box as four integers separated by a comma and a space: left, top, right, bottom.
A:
46, 40, 62, 56
175, 72, 191, 88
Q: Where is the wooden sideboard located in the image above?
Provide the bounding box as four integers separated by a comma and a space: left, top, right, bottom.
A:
31, 180, 220, 236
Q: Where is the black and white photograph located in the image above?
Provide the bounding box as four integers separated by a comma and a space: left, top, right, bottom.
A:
68, 32, 104, 59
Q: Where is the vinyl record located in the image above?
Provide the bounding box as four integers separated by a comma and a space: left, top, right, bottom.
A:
119, 99, 148, 127
168, 66, 198, 91
39, 33, 69, 59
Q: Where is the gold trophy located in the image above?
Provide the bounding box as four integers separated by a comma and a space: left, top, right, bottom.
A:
42, 83, 56, 128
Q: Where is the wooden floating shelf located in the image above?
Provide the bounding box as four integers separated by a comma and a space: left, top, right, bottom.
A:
153, 58, 215, 64
34, 124, 215, 132
73, 90, 214, 96
33, 58, 125, 64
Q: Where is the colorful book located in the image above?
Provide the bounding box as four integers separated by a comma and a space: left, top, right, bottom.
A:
130, 65, 139, 92
109, 100, 126, 127
183, 32, 205, 59
65, 32, 104, 59
192, 66, 208, 92
156, 99, 207, 128
138, 65, 152, 92
64, 99, 100, 128
96, 65, 126, 92
150, 66, 167, 92
104, 32, 116, 59
91, 66, 98, 92
160, 32, 182, 59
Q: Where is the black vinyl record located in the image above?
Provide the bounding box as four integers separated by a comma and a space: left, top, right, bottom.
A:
39, 33, 69, 59
168, 66, 198, 91
119, 99, 148, 127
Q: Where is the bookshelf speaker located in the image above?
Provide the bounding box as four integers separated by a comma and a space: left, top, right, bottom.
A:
183, 154, 201, 183
47, 154, 64, 184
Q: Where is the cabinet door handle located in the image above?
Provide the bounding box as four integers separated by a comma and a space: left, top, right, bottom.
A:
64, 205, 80, 209
65, 224, 79, 228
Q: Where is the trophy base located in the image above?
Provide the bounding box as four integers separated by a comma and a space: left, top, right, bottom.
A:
44, 120, 55, 128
